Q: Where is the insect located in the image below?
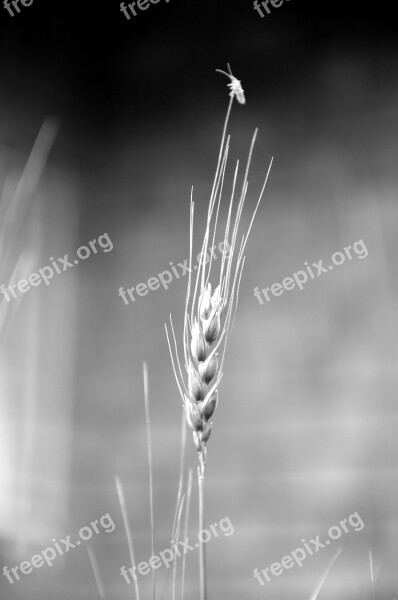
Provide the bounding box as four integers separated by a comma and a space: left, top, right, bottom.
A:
215, 63, 246, 104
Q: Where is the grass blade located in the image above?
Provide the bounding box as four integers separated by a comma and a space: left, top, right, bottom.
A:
115, 475, 140, 600
181, 468, 193, 600
87, 545, 106, 600
309, 547, 342, 600
143, 362, 156, 600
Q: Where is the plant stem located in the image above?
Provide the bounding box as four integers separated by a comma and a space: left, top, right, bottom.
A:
198, 450, 207, 600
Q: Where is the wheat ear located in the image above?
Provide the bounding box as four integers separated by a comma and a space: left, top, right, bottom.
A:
166, 69, 272, 600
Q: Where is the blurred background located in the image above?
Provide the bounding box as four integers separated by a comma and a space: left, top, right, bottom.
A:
0, 0, 398, 598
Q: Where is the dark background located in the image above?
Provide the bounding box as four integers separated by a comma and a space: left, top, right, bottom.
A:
1, 1, 398, 599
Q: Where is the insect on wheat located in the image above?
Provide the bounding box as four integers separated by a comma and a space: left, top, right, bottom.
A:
216, 63, 246, 104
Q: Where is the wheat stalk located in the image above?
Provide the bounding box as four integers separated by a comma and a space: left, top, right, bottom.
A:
166, 66, 273, 600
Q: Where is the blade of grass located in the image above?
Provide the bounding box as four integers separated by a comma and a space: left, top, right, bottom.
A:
172, 493, 186, 600
0, 118, 58, 244
0, 119, 58, 344
87, 545, 106, 600
171, 410, 186, 538
160, 491, 186, 600
115, 475, 140, 600
160, 404, 188, 600
143, 362, 156, 600
309, 547, 342, 600
181, 468, 193, 600
369, 549, 375, 600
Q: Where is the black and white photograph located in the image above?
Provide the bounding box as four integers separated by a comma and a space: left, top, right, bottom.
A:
0, 1, 397, 599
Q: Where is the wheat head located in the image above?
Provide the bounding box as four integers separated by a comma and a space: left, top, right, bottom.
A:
166, 84, 273, 473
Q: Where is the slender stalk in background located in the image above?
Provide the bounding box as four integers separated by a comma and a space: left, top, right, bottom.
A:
369, 549, 375, 600
87, 545, 106, 600
308, 547, 342, 600
143, 362, 156, 600
172, 493, 185, 600
160, 490, 185, 600
181, 468, 193, 600
0, 118, 58, 343
115, 476, 140, 600
166, 66, 273, 600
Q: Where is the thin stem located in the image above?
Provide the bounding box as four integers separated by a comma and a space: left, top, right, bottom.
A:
308, 547, 342, 600
115, 476, 140, 600
143, 363, 155, 600
181, 469, 193, 600
369, 549, 375, 600
87, 545, 106, 600
198, 450, 207, 600
172, 494, 185, 600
